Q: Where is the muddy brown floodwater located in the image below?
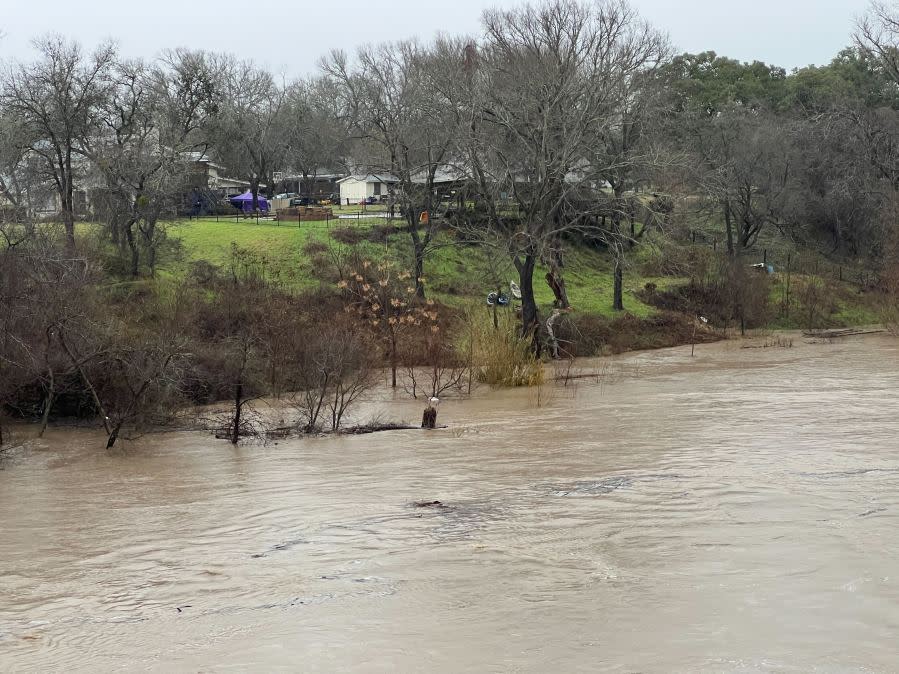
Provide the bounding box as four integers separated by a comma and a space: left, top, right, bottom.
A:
2, 334, 899, 672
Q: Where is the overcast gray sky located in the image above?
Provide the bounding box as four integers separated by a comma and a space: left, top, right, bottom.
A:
0, 0, 874, 75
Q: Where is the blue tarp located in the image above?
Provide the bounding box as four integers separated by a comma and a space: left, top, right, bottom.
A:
229, 191, 269, 212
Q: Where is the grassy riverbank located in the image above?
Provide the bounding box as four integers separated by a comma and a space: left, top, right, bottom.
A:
164, 216, 671, 317
163, 216, 882, 331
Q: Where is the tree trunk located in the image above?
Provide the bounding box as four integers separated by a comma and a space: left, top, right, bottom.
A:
724, 199, 735, 257
38, 386, 54, 438
421, 406, 437, 429
546, 268, 570, 309
390, 333, 398, 389
493, 287, 499, 330
611, 197, 626, 312
38, 327, 55, 437
413, 241, 426, 300
613, 258, 624, 312
250, 180, 260, 212
106, 424, 122, 449
62, 202, 76, 254
145, 223, 158, 277
62, 156, 76, 253
546, 311, 562, 359
230, 383, 243, 445
517, 253, 540, 353
124, 221, 139, 278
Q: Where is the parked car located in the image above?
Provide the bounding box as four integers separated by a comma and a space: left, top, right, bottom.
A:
290, 196, 318, 206
361, 196, 379, 205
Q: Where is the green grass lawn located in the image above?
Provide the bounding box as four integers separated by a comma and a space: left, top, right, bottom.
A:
63, 215, 882, 329
166, 217, 663, 318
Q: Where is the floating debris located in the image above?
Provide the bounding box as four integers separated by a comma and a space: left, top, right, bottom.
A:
412, 500, 449, 509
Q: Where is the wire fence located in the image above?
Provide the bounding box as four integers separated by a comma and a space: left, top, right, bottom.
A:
181, 210, 403, 230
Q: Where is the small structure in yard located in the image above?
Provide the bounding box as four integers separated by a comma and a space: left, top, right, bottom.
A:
274, 206, 333, 222
337, 174, 398, 205
229, 191, 269, 213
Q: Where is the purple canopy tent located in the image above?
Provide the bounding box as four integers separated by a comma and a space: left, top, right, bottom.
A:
229, 191, 269, 213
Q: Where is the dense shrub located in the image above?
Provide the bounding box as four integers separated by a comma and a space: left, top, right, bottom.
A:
552, 310, 718, 357
640, 261, 772, 331
466, 313, 544, 387
553, 313, 611, 357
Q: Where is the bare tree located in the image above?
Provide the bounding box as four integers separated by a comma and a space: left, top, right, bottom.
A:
0, 110, 42, 222
405, 340, 469, 399
85, 53, 215, 276
282, 76, 347, 196
209, 57, 287, 209
0, 222, 32, 446
463, 0, 666, 341
590, 21, 671, 310
856, 2, 899, 86
96, 320, 189, 449
1, 36, 115, 252
323, 37, 468, 298
4, 231, 103, 436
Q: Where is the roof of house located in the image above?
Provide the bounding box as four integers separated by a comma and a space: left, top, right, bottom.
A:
183, 150, 227, 172
282, 172, 344, 181
337, 174, 399, 184
412, 166, 469, 185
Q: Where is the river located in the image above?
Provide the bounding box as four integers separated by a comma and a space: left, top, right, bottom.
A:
2, 334, 899, 672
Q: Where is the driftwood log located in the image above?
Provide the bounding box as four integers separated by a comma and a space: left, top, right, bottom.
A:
802, 328, 884, 339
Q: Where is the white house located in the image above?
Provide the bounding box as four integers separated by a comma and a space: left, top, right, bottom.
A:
337, 174, 399, 205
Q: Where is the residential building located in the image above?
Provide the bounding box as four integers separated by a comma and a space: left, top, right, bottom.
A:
337, 174, 399, 204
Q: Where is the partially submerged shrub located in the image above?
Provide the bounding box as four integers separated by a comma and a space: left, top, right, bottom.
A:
553, 313, 611, 357
794, 277, 840, 331
467, 312, 544, 387
288, 321, 376, 433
